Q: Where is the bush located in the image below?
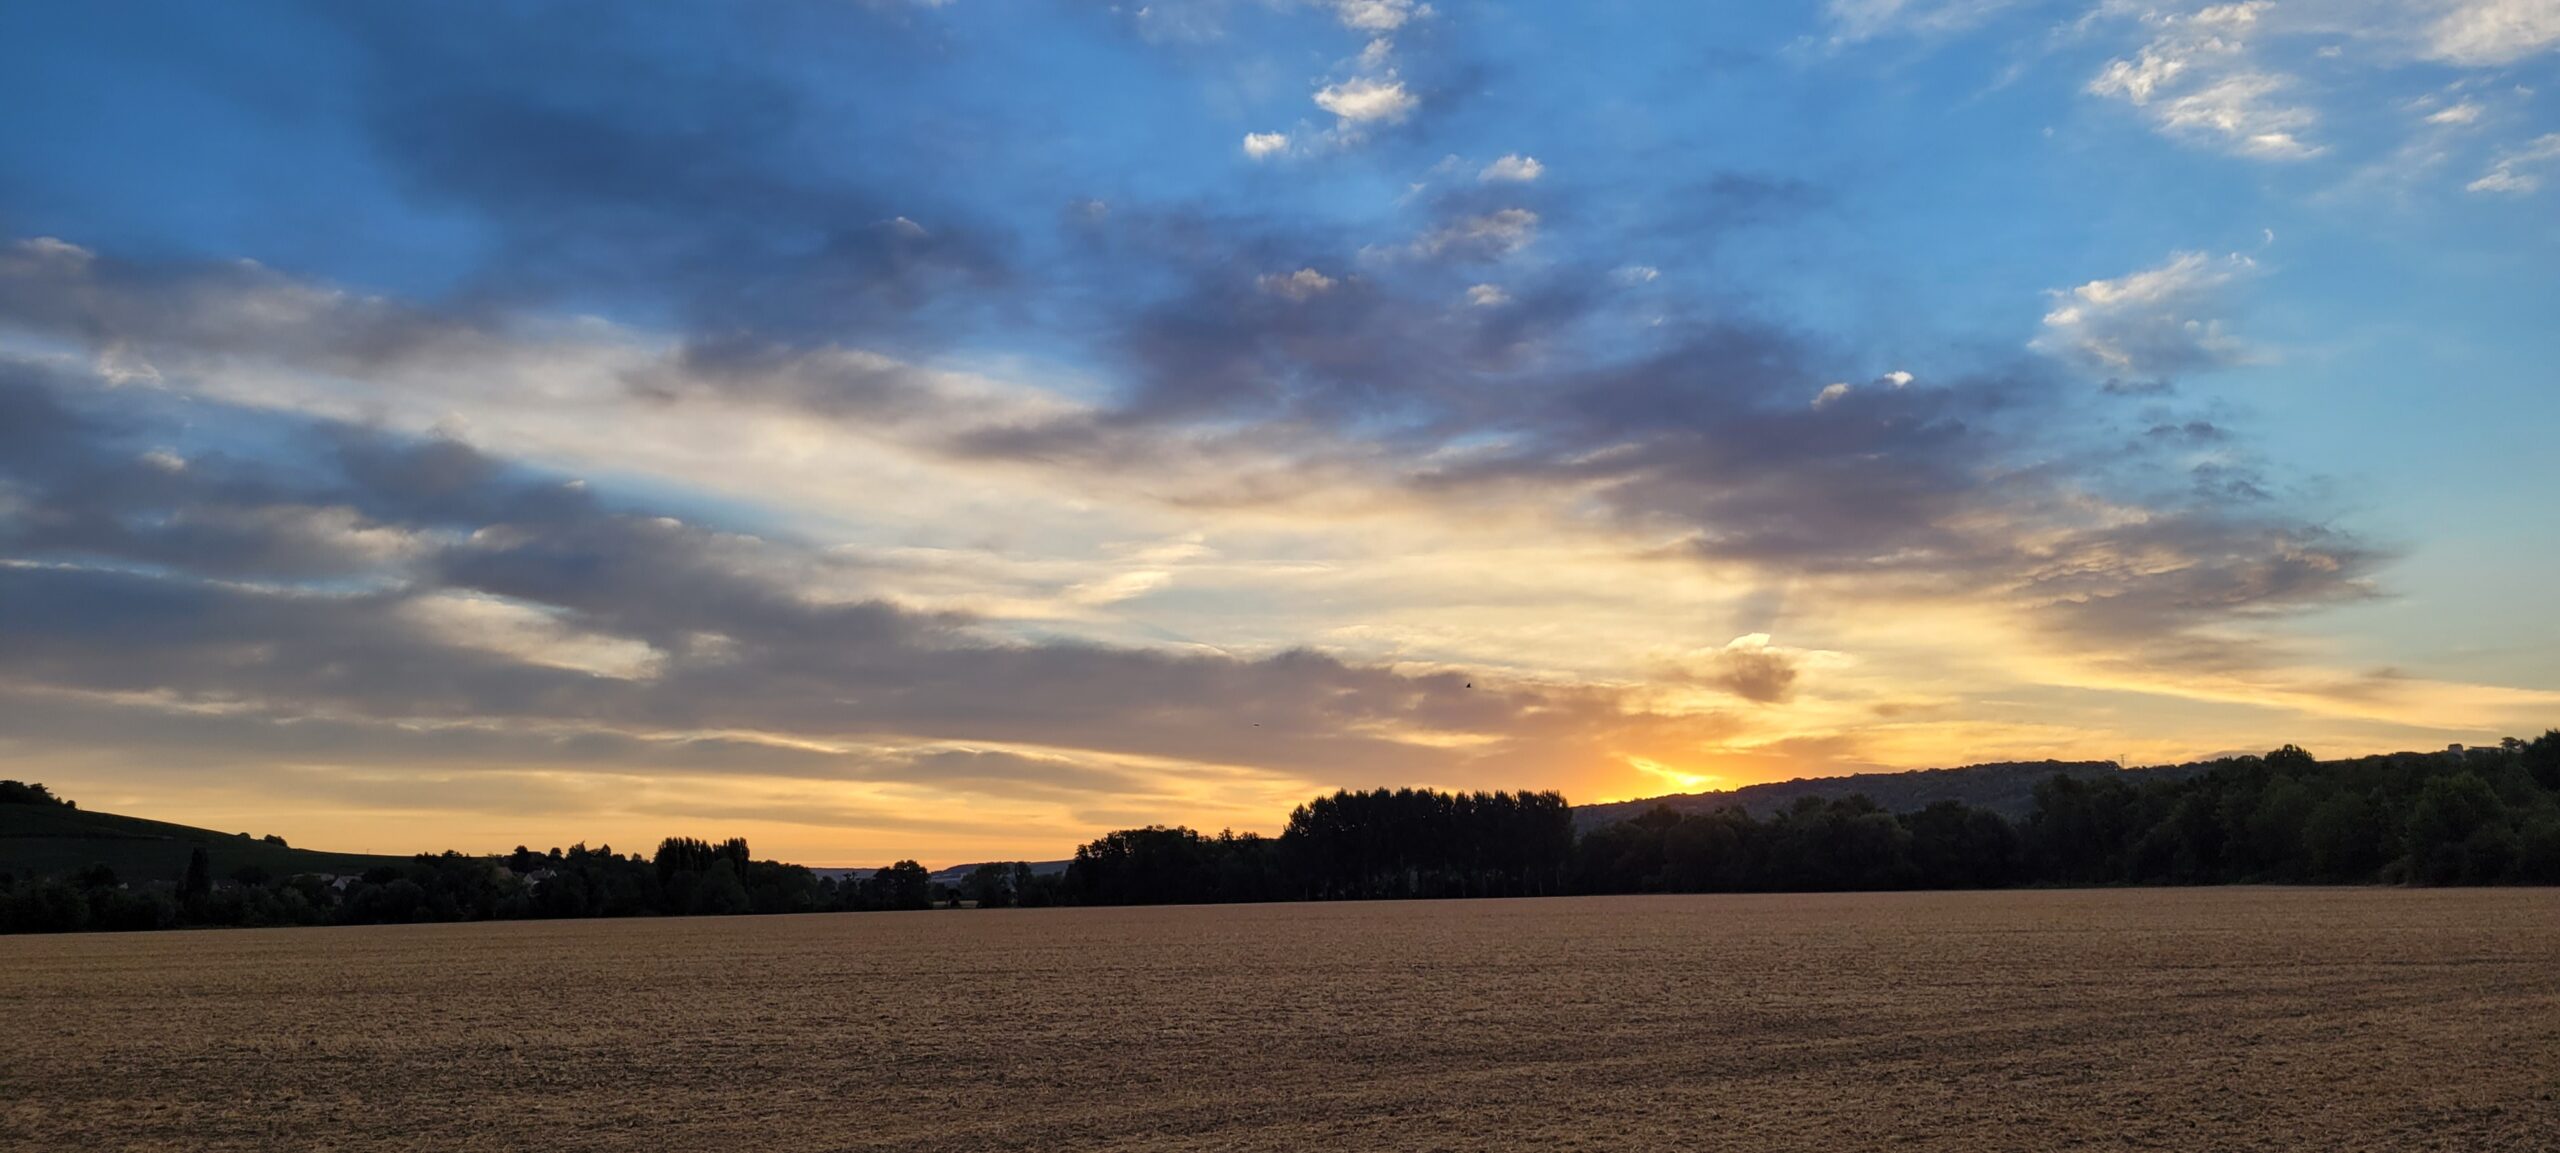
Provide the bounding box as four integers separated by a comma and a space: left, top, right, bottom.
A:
0, 780, 69, 807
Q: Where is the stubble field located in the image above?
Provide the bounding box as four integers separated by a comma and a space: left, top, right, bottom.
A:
3, 888, 2557, 1151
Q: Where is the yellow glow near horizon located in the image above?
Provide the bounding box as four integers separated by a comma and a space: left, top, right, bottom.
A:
1624, 757, 1721, 798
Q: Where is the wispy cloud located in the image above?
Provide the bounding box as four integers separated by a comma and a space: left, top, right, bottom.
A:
2036, 250, 2260, 378
1327, 0, 1430, 34
2469, 132, 2560, 193
2425, 0, 2560, 66
1822, 0, 2026, 45
2086, 4, 2320, 160
1479, 154, 1545, 183
2, 0, 2547, 862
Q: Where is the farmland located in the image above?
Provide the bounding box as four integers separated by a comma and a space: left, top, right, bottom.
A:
4, 888, 2556, 1151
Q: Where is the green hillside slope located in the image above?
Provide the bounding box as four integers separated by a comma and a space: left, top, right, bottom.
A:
0, 803, 404, 884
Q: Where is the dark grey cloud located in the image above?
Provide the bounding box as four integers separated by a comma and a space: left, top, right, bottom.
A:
1639, 173, 1830, 254
620, 338, 947, 422
0, 12, 2375, 681
1014, 188, 2378, 660
2147, 419, 2228, 444
0, 0, 2363, 679
0, 363, 398, 581
0, 201, 2384, 677
0, 240, 472, 377
0, 367, 1711, 790
1691, 646, 1803, 705
325, 4, 1010, 347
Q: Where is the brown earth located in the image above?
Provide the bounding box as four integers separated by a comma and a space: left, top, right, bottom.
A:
3, 888, 2556, 1151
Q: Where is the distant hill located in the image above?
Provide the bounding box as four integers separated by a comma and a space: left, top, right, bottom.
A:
6, 762, 2220, 885
0, 800, 405, 884
925, 859, 1070, 886
1573, 760, 2205, 832
800, 861, 1071, 886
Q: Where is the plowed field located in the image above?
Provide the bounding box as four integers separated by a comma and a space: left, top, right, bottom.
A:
5, 888, 2555, 1150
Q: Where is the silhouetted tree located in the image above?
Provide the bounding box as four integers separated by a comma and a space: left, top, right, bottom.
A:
180, 849, 212, 907
0, 780, 69, 806
867, 861, 933, 910
687, 860, 752, 916
962, 862, 1015, 907
2405, 773, 2505, 884
2524, 730, 2560, 791
8, 730, 2558, 937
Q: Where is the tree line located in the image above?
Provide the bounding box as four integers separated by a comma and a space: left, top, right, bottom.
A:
4, 733, 2555, 933
1570, 738, 2560, 894
0, 835, 951, 934
1049, 788, 1576, 905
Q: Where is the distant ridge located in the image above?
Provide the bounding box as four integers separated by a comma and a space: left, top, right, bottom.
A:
0, 800, 405, 884
1573, 760, 2202, 831
807, 861, 1073, 886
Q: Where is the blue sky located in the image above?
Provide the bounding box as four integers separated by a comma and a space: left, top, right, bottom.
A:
1, 0, 2555, 863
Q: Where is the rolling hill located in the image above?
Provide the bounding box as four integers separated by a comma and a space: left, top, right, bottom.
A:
0, 801, 406, 884
1572, 759, 2204, 832
8, 759, 2213, 885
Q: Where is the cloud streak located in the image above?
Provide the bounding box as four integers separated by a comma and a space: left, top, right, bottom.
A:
1, 0, 2546, 863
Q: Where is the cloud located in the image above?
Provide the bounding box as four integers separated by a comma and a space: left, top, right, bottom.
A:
1062, 570, 1172, 607
1260, 267, 1339, 300
2152, 74, 2320, 158
2058, 1, 2560, 177
2085, 3, 2321, 160
1327, 0, 1429, 33
1479, 154, 1544, 183
1809, 372, 1913, 411
5, 2, 2538, 860
1118, 1, 1231, 44
0, 368, 1731, 794
317, 6, 1012, 348
1823, 0, 2026, 44
1409, 208, 1540, 261
2469, 133, 2560, 193
1684, 635, 1802, 704
2426, 0, 2560, 66
1314, 75, 1418, 125
1, 224, 2379, 695
2036, 251, 2258, 378
400, 591, 668, 680
0, 218, 2442, 840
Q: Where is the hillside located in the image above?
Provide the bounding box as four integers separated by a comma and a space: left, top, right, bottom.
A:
0, 801, 404, 885
1573, 759, 2204, 831
924, 859, 1071, 887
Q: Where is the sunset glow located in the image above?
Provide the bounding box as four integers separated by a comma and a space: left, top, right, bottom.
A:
2, 1, 2555, 865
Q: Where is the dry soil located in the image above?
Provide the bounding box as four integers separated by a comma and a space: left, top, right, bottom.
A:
3, 888, 2556, 1151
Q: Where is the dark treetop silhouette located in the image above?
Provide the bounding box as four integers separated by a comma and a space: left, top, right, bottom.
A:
3, 732, 2555, 934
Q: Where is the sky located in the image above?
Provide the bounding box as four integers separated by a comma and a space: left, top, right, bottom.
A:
1, 0, 2556, 866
